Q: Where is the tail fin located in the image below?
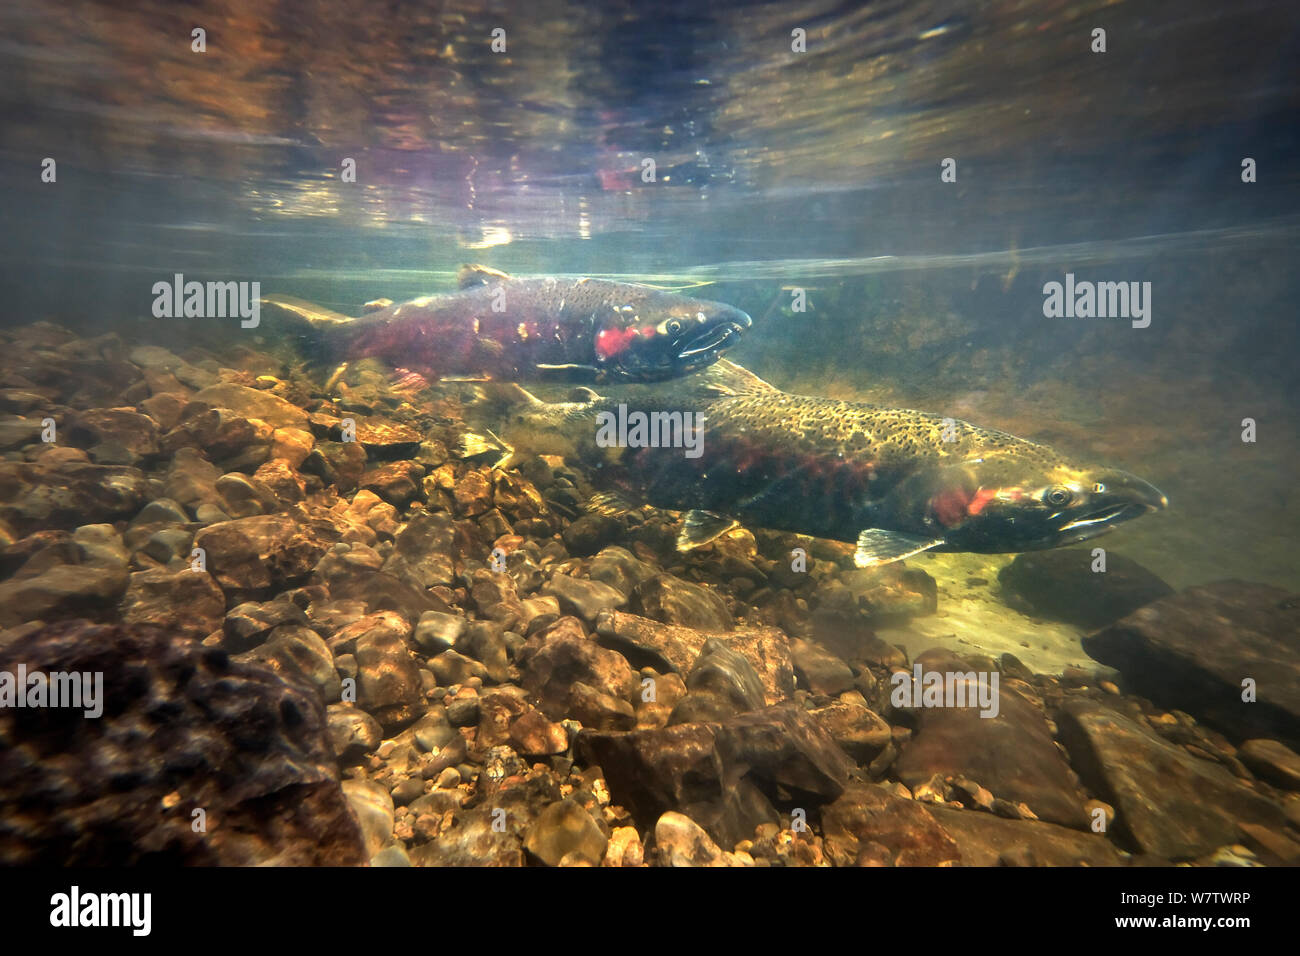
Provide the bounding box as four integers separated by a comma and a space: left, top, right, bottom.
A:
261, 294, 356, 363
260, 294, 356, 329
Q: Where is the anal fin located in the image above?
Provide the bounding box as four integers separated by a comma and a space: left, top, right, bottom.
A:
677, 510, 741, 551
854, 529, 944, 568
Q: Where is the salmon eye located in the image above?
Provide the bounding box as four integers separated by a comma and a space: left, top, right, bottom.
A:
666, 319, 683, 335
1044, 486, 1072, 506
1092, 482, 1106, 493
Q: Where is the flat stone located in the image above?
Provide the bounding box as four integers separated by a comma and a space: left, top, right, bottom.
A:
192, 383, 309, 428
924, 804, 1122, 866
1057, 699, 1287, 859
893, 648, 1090, 828
790, 637, 856, 695
1238, 739, 1300, 790
1083, 581, 1300, 748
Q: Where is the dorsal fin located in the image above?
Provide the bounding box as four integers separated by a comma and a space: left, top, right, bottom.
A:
696, 359, 778, 396
457, 264, 514, 289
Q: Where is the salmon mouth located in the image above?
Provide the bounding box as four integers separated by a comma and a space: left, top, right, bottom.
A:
1054, 489, 1165, 542
675, 319, 748, 366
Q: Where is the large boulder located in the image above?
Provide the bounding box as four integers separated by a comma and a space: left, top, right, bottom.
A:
1083, 580, 1300, 747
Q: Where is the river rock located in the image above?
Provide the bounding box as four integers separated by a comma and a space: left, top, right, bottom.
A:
454, 620, 512, 683
327, 704, 383, 763
301, 441, 367, 492
524, 799, 607, 866
668, 639, 767, 724
382, 510, 456, 591
355, 617, 426, 732
790, 637, 856, 695
413, 610, 466, 654
360, 461, 425, 507
65, 407, 160, 464
223, 594, 309, 651
810, 700, 893, 763
1083, 580, 1300, 748
542, 572, 627, 622
821, 782, 962, 867
192, 383, 309, 429
595, 610, 794, 705
568, 680, 637, 730
923, 803, 1123, 866
120, 567, 225, 640
517, 617, 638, 721
632, 573, 732, 631
575, 722, 776, 848
1238, 739, 1300, 790
242, 624, 341, 704
893, 648, 1090, 829
654, 812, 731, 867
561, 513, 622, 556
341, 779, 395, 859
1000, 548, 1174, 631
407, 805, 524, 866
1057, 699, 1287, 859
587, 545, 658, 596
162, 448, 221, 511
0, 458, 153, 535
0, 524, 129, 628
509, 709, 570, 755
714, 703, 854, 800
0, 620, 366, 865
194, 513, 333, 595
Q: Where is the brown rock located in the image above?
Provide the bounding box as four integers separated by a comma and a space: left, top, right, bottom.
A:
120, 568, 226, 640
894, 648, 1090, 829
193, 513, 334, 595
1058, 699, 1287, 859
822, 783, 961, 867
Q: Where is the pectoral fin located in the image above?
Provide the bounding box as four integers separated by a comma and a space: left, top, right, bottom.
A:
854, 529, 944, 567
677, 510, 741, 551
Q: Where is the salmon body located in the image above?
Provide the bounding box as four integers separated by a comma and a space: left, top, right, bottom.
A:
483, 360, 1168, 566
262, 265, 751, 384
